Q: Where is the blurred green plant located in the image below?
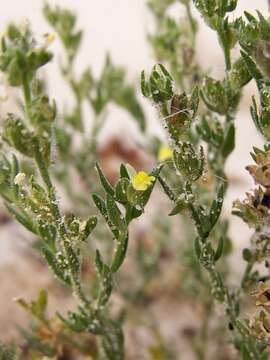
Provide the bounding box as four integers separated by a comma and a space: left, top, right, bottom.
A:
42, 3, 146, 210
0, 9, 151, 359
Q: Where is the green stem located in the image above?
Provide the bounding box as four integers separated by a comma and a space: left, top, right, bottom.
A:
194, 300, 212, 360
223, 44, 231, 72
216, 18, 231, 73
90, 113, 101, 154
240, 260, 254, 290
22, 74, 31, 123
185, 2, 197, 47
22, 75, 89, 308
34, 147, 90, 308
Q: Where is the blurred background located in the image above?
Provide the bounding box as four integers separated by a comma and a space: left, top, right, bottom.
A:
0, 1, 269, 359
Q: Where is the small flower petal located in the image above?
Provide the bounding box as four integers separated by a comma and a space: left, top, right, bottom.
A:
131, 171, 155, 191
158, 145, 173, 162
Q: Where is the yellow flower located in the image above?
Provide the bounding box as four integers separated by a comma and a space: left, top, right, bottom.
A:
44, 33, 56, 46
158, 145, 173, 162
131, 171, 155, 191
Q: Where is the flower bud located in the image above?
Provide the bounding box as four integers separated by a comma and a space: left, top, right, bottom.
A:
2, 115, 35, 157
194, 0, 237, 20
253, 40, 270, 79
173, 142, 204, 182
165, 86, 199, 143
229, 57, 252, 90
29, 95, 56, 127
201, 77, 229, 115
250, 87, 270, 141
0, 23, 52, 87
141, 64, 173, 103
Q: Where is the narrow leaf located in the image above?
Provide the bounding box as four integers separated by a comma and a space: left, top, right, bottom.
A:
95, 162, 114, 196
221, 122, 235, 158
214, 236, 224, 262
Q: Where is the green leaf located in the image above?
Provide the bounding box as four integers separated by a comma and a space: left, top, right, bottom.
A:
11, 154, 19, 199
95, 162, 114, 196
242, 248, 253, 262
256, 11, 270, 37
189, 203, 206, 238
16, 289, 48, 321
110, 232, 129, 273
36, 289, 48, 315
209, 184, 225, 229
0, 342, 17, 360
221, 122, 235, 158
158, 176, 177, 202
106, 194, 126, 233
250, 96, 261, 132
214, 236, 224, 262
244, 11, 256, 22
92, 193, 119, 237
115, 178, 129, 203
229, 57, 252, 90
120, 164, 130, 179
189, 85, 199, 116
95, 250, 113, 306
194, 237, 201, 259
158, 63, 173, 80
125, 205, 142, 224
79, 216, 97, 242
18, 327, 56, 357
5, 203, 37, 234
240, 51, 262, 81
173, 143, 204, 182
144, 64, 173, 103
169, 198, 188, 216
37, 221, 56, 250
58, 306, 102, 334
101, 320, 124, 360
41, 246, 71, 285
3, 115, 35, 157
141, 70, 150, 97
201, 77, 228, 115
64, 239, 80, 281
